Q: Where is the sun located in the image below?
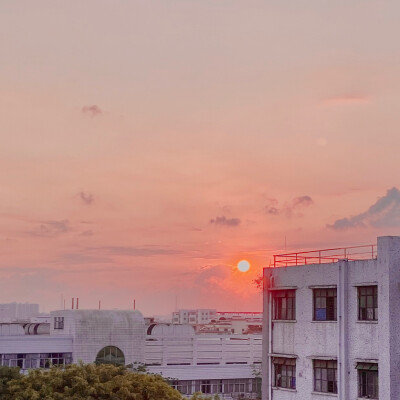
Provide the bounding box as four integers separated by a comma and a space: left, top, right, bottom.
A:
237, 260, 250, 272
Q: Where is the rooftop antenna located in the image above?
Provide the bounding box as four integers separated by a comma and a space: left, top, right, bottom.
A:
72, 298, 74, 310
134, 299, 136, 310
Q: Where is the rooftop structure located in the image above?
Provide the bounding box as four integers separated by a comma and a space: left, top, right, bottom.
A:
0, 302, 39, 323
262, 235, 400, 400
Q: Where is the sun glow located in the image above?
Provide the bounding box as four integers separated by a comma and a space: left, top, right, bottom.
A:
237, 260, 250, 272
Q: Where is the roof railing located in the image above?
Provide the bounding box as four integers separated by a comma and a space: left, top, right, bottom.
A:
273, 244, 377, 267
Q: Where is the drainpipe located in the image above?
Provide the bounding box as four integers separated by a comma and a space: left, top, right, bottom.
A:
337, 260, 348, 400
268, 275, 273, 400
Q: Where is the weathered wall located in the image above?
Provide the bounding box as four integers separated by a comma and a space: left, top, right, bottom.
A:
262, 236, 398, 399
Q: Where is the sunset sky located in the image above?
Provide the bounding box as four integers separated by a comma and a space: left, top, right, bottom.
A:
1, 1, 400, 315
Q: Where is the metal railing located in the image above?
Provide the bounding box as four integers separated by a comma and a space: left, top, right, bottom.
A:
273, 244, 377, 267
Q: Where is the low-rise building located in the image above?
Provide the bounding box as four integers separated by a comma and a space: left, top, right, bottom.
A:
0, 309, 261, 398
0, 302, 39, 322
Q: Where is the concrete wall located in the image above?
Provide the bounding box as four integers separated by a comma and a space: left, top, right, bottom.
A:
50, 310, 145, 365
262, 236, 400, 400
146, 333, 262, 366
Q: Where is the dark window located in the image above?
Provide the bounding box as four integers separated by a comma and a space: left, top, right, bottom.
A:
201, 380, 211, 394
314, 360, 337, 394
357, 363, 378, 399
273, 357, 296, 389
358, 286, 378, 321
54, 317, 64, 330
273, 290, 296, 320
313, 289, 337, 321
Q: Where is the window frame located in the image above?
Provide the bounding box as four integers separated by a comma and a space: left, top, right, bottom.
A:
313, 288, 337, 321
273, 357, 296, 390
313, 359, 337, 394
357, 363, 378, 399
358, 286, 378, 321
54, 316, 64, 330
95, 346, 125, 366
272, 290, 296, 321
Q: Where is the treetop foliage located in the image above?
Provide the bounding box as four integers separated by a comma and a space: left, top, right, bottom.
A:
4, 363, 182, 400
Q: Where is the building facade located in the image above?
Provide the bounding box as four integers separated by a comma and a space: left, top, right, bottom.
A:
262, 235, 400, 400
0, 302, 39, 322
172, 309, 217, 325
0, 309, 261, 398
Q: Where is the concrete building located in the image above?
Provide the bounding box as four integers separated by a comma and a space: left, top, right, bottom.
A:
146, 324, 261, 397
262, 235, 400, 400
172, 309, 262, 327
172, 309, 217, 325
0, 302, 39, 322
0, 309, 261, 398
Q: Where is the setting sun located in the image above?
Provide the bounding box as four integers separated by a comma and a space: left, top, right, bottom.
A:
237, 260, 250, 272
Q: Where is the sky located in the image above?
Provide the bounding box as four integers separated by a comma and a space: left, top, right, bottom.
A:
1, 0, 400, 316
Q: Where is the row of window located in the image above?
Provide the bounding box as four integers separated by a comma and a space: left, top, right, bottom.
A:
273, 286, 378, 322
170, 378, 261, 395
273, 357, 378, 399
0, 353, 73, 369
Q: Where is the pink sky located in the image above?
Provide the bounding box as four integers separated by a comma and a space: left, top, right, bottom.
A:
1, 1, 400, 315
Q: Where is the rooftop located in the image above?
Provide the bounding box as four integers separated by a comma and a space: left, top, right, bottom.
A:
273, 244, 377, 267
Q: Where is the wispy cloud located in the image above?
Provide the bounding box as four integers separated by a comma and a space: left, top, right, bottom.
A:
210, 216, 241, 227
28, 220, 70, 237
328, 187, 400, 230
78, 230, 94, 237
266, 195, 314, 217
79, 191, 94, 205
81, 105, 102, 117
323, 94, 370, 105
91, 245, 182, 257
57, 253, 111, 265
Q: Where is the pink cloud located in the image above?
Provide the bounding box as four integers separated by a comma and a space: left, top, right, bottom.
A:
323, 94, 371, 105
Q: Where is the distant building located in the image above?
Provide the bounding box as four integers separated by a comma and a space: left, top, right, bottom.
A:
262, 236, 398, 400
0, 309, 261, 398
172, 309, 262, 334
172, 309, 217, 325
0, 302, 39, 322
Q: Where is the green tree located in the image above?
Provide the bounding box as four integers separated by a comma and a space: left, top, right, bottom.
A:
7, 363, 182, 400
0, 366, 21, 400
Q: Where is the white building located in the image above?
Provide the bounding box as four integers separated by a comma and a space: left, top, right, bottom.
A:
172, 309, 217, 325
0, 309, 261, 398
146, 324, 261, 397
262, 235, 400, 400
0, 302, 39, 322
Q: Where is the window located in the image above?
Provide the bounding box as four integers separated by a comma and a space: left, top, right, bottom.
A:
357, 363, 378, 399
314, 360, 337, 394
358, 286, 378, 321
273, 290, 296, 320
313, 289, 337, 321
0, 353, 72, 369
201, 380, 211, 394
95, 346, 125, 366
273, 357, 296, 389
223, 379, 247, 393
54, 317, 64, 330
171, 380, 192, 395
